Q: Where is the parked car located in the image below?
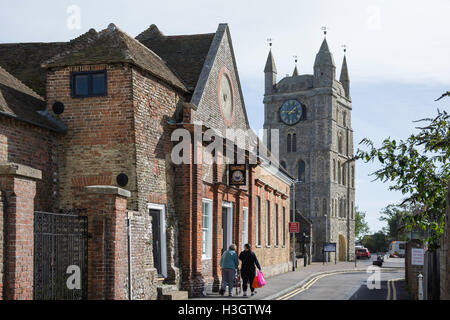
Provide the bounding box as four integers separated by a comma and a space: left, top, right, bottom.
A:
356, 248, 371, 259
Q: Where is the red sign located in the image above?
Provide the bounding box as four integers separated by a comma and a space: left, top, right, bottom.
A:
289, 222, 299, 233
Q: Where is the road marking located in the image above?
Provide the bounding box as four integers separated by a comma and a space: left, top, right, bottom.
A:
277, 269, 403, 300
386, 278, 403, 300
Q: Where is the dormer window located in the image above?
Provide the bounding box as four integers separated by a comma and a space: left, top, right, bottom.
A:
71, 70, 107, 97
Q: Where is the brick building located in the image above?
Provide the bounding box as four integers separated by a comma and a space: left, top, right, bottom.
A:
0, 23, 293, 299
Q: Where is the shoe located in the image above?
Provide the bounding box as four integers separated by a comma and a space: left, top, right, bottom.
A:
243, 292, 247, 297
219, 288, 225, 296
228, 293, 232, 297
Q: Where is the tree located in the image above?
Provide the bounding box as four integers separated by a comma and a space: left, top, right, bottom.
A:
355, 207, 370, 241
379, 204, 410, 240
362, 231, 389, 253
356, 100, 449, 251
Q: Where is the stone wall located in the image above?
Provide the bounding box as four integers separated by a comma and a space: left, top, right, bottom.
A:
405, 239, 424, 300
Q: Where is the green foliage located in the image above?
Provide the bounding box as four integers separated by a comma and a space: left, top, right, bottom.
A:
355, 207, 370, 241
379, 204, 412, 240
362, 231, 390, 253
356, 107, 449, 251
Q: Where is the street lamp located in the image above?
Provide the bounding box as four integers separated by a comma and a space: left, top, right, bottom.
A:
325, 214, 328, 263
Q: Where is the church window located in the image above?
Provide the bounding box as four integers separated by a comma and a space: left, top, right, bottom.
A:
280, 161, 286, 170
343, 112, 347, 127
298, 160, 305, 182
322, 198, 327, 217
342, 164, 346, 186
337, 161, 341, 184
338, 132, 343, 154
71, 70, 107, 97
292, 133, 297, 152
351, 166, 355, 188
314, 198, 319, 217
333, 159, 336, 181
287, 134, 291, 153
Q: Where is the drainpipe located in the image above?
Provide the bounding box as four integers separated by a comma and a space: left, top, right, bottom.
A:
127, 212, 133, 300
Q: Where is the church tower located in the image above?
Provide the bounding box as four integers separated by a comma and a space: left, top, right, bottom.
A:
263, 37, 355, 262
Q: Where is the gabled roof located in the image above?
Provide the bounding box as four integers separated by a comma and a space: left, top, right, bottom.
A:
136, 25, 215, 91
43, 24, 188, 92
0, 66, 65, 132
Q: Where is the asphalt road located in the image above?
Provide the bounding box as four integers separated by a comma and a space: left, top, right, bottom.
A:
278, 257, 409, 300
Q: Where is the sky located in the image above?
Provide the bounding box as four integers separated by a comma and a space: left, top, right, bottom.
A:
1, 0, 449, 233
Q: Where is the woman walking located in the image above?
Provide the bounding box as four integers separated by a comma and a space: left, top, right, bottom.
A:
239, 243, 261, 297
219, 244, 239, 297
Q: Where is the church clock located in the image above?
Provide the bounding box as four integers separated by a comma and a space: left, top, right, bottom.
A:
279, 99, 303, 125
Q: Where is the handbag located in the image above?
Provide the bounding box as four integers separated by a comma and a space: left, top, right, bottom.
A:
257, 270, 266, 287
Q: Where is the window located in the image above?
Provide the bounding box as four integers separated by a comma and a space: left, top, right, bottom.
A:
338, 161, 341, 184
342, 164, 346, 186
314, 198, 319, 217
338, 133, 343, 154
322, 199, 327, 217
202, 199, 212, 258
292, 133, 297, 152
333, 159, 336, 181
242, 207, 248, 250
275, 204, 279, 246
298, 160, 305, 182
71, 70, 107, 97
256, 196, 261, 246
351, 166, 355, 188
287, 134, 292, 153
280, 161, 286, 170
266, 200, 270, 245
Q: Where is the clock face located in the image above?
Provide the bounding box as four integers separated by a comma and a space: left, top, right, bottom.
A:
280, 99, 303, 125
219, 73, 233, 121
232, 170, 244, 182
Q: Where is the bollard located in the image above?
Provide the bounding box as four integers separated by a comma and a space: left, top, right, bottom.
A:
418, 273, 424, 300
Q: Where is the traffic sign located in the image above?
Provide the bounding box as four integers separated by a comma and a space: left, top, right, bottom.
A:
289, 222, 299, 233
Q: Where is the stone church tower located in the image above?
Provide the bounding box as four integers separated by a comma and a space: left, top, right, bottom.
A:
263, 38, 355, 262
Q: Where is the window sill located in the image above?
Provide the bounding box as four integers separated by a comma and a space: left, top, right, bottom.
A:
255, 244, 262, 248
265, 245, 271, 248
201, 257, 212, 261
274, 245, 279, 248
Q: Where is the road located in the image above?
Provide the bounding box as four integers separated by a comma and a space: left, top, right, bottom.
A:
277, 257, 410, 300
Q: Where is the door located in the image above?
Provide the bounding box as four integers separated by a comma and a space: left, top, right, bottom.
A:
150, 209, 162, 277
242, 207, 248, 250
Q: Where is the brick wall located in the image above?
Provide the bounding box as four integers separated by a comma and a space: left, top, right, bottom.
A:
0, 116, 59, 211
253, 165, 291, 278
46, 64, 136, 210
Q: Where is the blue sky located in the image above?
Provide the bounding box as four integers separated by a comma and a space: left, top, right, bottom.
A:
1, 0, 449, 232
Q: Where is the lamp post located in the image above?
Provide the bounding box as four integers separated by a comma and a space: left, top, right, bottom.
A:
325, 214, 328, 263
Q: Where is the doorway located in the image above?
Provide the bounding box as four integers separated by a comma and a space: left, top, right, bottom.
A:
148, 203, 167, 278
222, 202, 233, 252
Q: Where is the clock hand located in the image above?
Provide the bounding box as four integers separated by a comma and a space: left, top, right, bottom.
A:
288, 107, 297, 114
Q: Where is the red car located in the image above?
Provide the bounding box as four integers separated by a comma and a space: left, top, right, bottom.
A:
356, 248, 371, 259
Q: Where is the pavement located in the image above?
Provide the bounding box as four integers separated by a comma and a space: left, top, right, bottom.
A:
190, 257, 406, 300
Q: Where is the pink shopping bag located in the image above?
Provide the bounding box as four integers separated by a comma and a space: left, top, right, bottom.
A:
257, 271, 266, 287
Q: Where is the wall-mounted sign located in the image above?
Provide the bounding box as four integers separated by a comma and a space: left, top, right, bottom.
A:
411, 248, 424, 266
323, 242, 337, 252
289, 222, 299, 233
228, 164, 246, 186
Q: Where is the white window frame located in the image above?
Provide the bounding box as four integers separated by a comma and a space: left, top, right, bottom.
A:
222, 201, 233, 249
242, 207, 248, 250
256, 196, 260, 246
202, 198, 213, 259
148, 203, 167, 278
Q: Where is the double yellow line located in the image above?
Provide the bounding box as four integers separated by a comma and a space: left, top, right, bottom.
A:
386, 278, 403, 300
276, 271, 350, 300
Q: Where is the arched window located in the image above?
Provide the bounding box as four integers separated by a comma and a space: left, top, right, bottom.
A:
333, 159, 336, 182
337, 161, 341, 184
280, 161, 286, 170
287, 134, 292, 153
342, 164, 346, 186
292, 133, 297, 152
338, 133, 343, 154
351, 166, 355, 188
322, 198, 327, 217
314, 198, 319, 217
343, 111, 347, 127
298, 160, 305, 182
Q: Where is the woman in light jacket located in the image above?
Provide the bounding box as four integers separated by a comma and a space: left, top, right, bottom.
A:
219, 244, 239, 297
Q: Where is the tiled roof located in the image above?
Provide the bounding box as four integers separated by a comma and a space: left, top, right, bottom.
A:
136, 25, 214, 90
43, 24, 188, 92
0, 65, 65, 132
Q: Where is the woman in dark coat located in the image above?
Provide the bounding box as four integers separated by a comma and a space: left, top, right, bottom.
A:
238, 243, 261, 297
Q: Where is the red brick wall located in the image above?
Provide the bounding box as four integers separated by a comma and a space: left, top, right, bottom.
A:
0, 175, 36, 299
46, 64, 136, 210
0, 116, 58, 211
